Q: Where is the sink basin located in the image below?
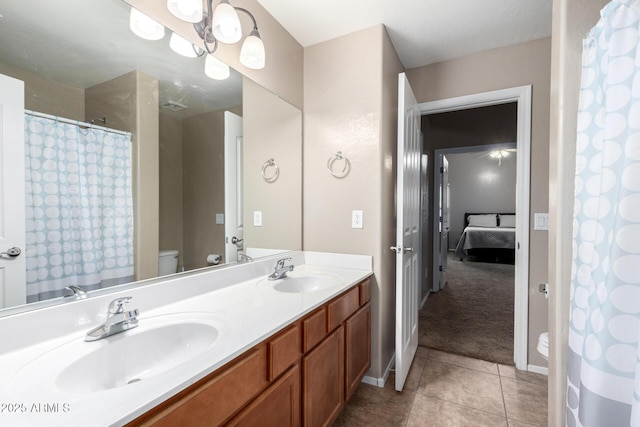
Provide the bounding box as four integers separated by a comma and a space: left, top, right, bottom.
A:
10, 312, 223, 394
271, 271, 343, 293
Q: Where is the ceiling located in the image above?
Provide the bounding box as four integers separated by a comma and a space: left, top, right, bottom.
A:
256, 0, 553, 69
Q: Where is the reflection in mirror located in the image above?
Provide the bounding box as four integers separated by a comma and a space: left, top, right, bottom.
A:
0, 0, 301, 313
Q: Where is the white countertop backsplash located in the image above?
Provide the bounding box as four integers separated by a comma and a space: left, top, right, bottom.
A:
0, 251, 372, 427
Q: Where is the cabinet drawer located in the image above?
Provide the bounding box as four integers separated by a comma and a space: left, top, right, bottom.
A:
268, 323, 301, 381
328, 287, 359, 332
131, 344, 268, 426
359, 278, 371, 305
302, 307, 327, 353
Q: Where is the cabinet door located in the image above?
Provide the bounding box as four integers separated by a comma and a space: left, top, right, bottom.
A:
302, 326, 344, 427
345, 303, 371, 400
229, 364, 300, 427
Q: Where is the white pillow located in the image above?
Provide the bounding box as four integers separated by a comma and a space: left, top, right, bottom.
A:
499, 214, 516, 228
467, 214, 497, 227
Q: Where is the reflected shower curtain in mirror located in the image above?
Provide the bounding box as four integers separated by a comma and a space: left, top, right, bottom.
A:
24, 115, 134, 302
567, 1, 640, 425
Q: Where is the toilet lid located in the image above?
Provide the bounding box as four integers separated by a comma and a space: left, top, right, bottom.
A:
159, 249, 179, 257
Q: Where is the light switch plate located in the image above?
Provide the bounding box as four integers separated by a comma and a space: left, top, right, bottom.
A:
253, 211, 263, 227
534, 213, 549, 231
352, 210, 363, 229
215, 213, 224, 225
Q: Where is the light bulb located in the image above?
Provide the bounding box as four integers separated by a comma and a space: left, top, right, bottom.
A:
239, 29, 265, 70
170, 32, 198, 58
167, 0, 203, 23
205, 55, 230, 80
129, 8, 165, 41
211, 0, 242, 44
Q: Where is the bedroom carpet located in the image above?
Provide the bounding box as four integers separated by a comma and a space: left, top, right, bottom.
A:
419, 253, 515, 365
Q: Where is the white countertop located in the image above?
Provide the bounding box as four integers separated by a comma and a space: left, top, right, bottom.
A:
0, 251, 372, 427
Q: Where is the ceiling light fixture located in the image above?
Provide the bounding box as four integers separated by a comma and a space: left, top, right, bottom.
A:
169, 0, 266, 70
489, 150, 509, 166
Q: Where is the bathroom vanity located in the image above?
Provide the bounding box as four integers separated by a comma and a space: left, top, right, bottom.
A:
130, 277, 371, 426
0, 251, 372, 427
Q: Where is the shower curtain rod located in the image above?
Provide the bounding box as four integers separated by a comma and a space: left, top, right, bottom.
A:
24, 109, 131, 138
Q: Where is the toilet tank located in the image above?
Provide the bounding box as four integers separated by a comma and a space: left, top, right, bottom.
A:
158, 250, 179, 276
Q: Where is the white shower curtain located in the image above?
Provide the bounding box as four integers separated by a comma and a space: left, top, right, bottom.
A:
24, 115, 134, 302
567, 0, 640, 425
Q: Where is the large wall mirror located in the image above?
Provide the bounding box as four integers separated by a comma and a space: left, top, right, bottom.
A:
0, 0, 302, 313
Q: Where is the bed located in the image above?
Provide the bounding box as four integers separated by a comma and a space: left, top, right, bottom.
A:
454, 213, 516, 263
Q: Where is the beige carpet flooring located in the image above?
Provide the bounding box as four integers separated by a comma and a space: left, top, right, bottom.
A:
419, 253, 515, 365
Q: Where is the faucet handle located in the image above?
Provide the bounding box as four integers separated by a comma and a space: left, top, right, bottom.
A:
108, 297, 132, 315
276, 257, 292, 268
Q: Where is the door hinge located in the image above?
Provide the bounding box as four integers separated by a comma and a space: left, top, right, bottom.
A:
440, 166, 444, 173
439, 265, 443, 272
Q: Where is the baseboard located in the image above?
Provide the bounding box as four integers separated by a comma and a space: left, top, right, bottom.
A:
527, 364, 548, 376
362, 353, 396, 388
420, 292, 429, 309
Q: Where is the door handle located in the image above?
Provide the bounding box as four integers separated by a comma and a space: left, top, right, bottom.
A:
0, 247, 21, 257
231, 236, 243, 245
404, 247, 414, 253
390, 246, 402, 253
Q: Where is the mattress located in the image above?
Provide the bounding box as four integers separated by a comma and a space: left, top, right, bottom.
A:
454, 226, 516, 260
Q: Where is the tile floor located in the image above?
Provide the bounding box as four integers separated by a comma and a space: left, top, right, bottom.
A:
334, 347, 548, 427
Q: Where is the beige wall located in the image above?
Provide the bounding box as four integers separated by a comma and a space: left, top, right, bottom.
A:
182, 111, 226, 270
243, 78, 302, 252
124, 0, 303, 110
159, 112, 184, 263
86, 71, 160, 280
548, 0, 608, 424
407, 38, 552, 367
0, 62, 85, 120
304, 25, 403, 380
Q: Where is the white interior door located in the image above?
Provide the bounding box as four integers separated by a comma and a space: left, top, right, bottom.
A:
438, 155, 450, 290
394, 73, 421, 391
224, 111, 243, 263
0, 74, 26, 308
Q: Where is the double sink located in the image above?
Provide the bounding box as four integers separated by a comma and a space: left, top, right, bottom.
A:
8, 264, 344, 395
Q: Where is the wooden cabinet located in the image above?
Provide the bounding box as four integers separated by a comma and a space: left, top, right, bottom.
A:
302, 326, 344, 427
345, 303, 371, 400
128, 277, 371, 427
268, 323, 301, 381
229, 364, 300, 427
131, 344, 269, 426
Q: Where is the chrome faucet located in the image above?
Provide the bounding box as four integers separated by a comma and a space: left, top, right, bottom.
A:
238, 253, 253, 263
64, 285, 87, 300
268, 257, 294, 280
85, 297, 139, 342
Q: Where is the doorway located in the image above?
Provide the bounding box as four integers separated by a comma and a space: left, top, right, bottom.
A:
418, 86, 531, 369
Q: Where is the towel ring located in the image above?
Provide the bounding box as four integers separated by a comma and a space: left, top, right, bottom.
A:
261, 158, 279, 183
327, 151, 350, 178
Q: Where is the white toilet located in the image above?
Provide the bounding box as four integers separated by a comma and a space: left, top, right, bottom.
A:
158, 249, 179, 276
537, 332, 549, 360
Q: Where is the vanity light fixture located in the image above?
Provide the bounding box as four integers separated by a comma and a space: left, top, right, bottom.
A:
167, 0, 203, 23
169, 31, 203, 57
169, 0, 266, 70
205, 54, 231, 80
129, 8, 165, 41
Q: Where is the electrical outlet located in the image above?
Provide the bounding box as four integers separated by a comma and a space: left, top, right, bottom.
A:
352, 210, 363, 229
215, 213, 224, 225
253, 211, 263, 227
